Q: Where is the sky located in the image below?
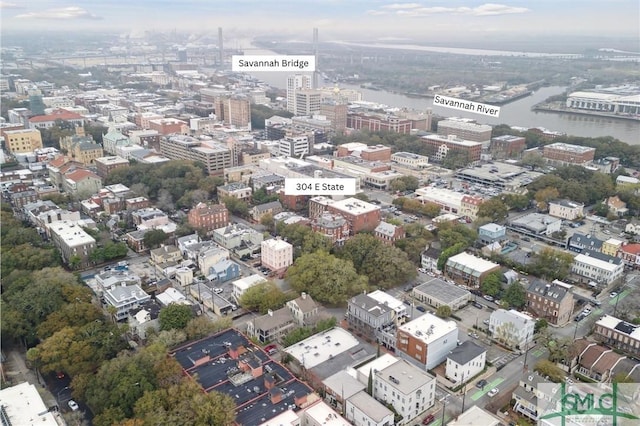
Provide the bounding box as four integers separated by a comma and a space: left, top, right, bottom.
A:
1, 1, 638, 43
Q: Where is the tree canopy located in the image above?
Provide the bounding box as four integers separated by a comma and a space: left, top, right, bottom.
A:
238, 281, 290, 314
159, 304, 194, 331
503, 282, 527, 308
480, 272, 502, 297
529, 248, 574, 281
286, 251, 368, 305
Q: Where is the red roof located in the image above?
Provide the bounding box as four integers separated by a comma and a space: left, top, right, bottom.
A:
48, 156, 71, 168
65, 169, 100, 182
29, 109, 84, 123
621, 243, 640, 255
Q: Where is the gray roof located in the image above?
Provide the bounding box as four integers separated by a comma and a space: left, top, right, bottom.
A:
579, 249, 623, 265
378, 359, 434, 395
414, 278, 471, 303
322, 371, 365, 400
251, 307, 294, 331
349, 294, 391, 318
569, 233, 603, 251
374, 221, 399, 237
253, 200, 282, 213
448, 341, 486, 365
347, 390, 394, 422
526, 279, 571, 302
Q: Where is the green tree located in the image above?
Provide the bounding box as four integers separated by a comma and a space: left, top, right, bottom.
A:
534, 360, 565, 383
286, 251, 368, 305
238, 281, 289, 314
529, 248, 574, 280
521, 152, 546, 171
534, 319, 549, 334
476, 198, 509, 223
222, 196, 249, 217
184, 316, 232, 341
390, 178, 407, 193
143, 229, 169, 249
37, 302, 103, 339
436, 305, 452, 318
260, 212, 275, 232
481, 272, 502, 297
502, 193, 530, 211
353, 192, 370, 202
159, 304, 194, 331
503, 282, 527, 308
592, 201, 609, 217
437, 223, 477, 250
437, 242, 466, 271
534, 187, 560, 211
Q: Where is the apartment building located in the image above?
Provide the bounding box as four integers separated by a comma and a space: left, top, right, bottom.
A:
445, 252, 500, 287
95, 156, 129, 179
347, 111, 413, 134
215, 96, 251, 129
217, 182, 252, 201
421, 134, 483, 163
287, 74, 312, 113
3, 129, 43, 154
526, 280, 575, 326
572, 251, 624, 285
445, 341, 487, 385
594, 315, 640, 357
261, 238, 293, 272
489, 309, 535, 350
548, 199, 584, 220
490, 135, 526, 158
47, 220, 96, 268
187, 202, 229, 232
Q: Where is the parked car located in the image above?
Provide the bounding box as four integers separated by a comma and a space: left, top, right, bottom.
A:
476, 379, 488, 389
483, 295, 494, 302
213, 288, 223, 294
488, 388, 499, 397
68, 400, 79, 411
472, 302, 483, 309
483, 319, 490, 325
422, 414, 436, 425
264, 344, 278, 355
610, 292, 618, 298
416, 306, 426, 312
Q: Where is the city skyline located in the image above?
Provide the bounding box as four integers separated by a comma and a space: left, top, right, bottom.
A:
1, 1, 638, 45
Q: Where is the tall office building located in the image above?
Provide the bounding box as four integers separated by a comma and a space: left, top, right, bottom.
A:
287, 74, 311, 114
215, 96, 251, 129
294, 90, 321, 116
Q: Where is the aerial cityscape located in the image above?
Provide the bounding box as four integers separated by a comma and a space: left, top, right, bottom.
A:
1, 1, 640, 426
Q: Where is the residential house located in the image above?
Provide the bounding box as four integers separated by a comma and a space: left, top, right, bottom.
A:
512, 372, 548, 422
128, 300, 161, 340
373, 221, 405, 246
63, 169, 102, 197
206, 259, 241, 283
421, 246, 442, 272
449, 406, 502, 426
478, 223, 507, 245
286, 292, 319, 327
489, 309, 535, 350
150, 245, 183, 265
212, 223, 263, 257
567, 233, 604, 253
322, 370, 365, 414
345, 390, 395, 426
104, 284, 151, 321
250, 200, 283, 222
346, 293, 394, 343
618, 243, 640, 269
246, 307, 296, 343
602, 238, 624, 257
310, 213, 350, 244
594, 315, 640, 358
526, 280, 575, 326
445, 341, 486, 385
197, 245, 230, 276
125, 229, 149, 252
460, 195, 484, 221
625, 221, 640, 236
576, 344, 625, 382
233, 274, 268, 302
607, 196, 628, 217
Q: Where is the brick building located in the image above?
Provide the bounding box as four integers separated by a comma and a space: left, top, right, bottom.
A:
421, 134, 483, 163
309, 196, 381, 234
95, 156, 129, 179
187, 202, 229, 232
310, 213, 350, 244
335, 142, 391, 162
490, 135, 526, 158
542, 143, 596, 166
347, 112, 413, 134
437, 120, 492, 143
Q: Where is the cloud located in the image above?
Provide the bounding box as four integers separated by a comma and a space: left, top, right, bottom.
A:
371, 2, 529, 17
15, 6, 103, 20
0, 1, 24, 8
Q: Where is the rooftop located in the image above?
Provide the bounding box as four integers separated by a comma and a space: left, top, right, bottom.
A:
574, 251, 623, 271
414, 278, 471, 303
378, 358, 435, 394
349, 294, 392, 319
47, 220, 95, 246
398, 313, 457, 344
262, 238, 293, 251
347, 390, 394, 423
422, 134, 483, 147
448, 405, 502, 426
510, 213, 561, 233
329, 197, 380, 215
526, 280, 571, 302
233, 274, 268, 290
0, 382, 58, 426
284, 327, 362, 370
367, 290, 406, 315
322, 370, 365, 401
446, 252, 499, 275
597, 315, 640, 340
544, 142, 596, 154
448, 341, 486, 365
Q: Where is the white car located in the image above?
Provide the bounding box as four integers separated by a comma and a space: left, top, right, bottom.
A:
213, 288, 223, 294
68, 400, 79, 411
487, 388, 499, 397
610, 292, 618, 298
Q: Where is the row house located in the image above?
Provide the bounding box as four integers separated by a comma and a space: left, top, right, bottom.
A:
526, 280, 575, 326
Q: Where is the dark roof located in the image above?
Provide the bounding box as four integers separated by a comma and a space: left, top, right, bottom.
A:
568, 233, 603, 251
614, 321, 637, 335
170, 328, 313, 425
422, 246, 442, 259
131, 299, 162, 320
526, 279, 571, 302
579, 249, 623, 265
448, 341, 486, 365
414, 278, 471, 303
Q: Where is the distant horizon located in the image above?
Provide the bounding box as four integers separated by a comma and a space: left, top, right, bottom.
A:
1, 1, 638, 45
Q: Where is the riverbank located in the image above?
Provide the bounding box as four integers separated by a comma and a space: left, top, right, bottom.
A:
533, 101, 640, 122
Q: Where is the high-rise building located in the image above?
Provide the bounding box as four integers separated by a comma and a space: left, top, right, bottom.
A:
286, 74, 311, 113
278, 135, 310, 157
215, 96, 251, 129
28, 90, 46, 116
294, 90, 321, 116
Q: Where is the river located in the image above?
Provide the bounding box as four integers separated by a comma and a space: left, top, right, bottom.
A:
241, 46, 640, 145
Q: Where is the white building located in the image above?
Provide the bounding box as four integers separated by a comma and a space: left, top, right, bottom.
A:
489, 309, 535, 350
287, 74, 312, 113
449, 406, 502, 426
445, 341, 487, 385
345, 390, 395, 426
104, 284, 152, 321
0, 382, 59, 425
232, 274, 268, 301
47, 220, 96, 267
548, 199, 584, 220
572, 251, 624, 285
414, 187, 466, 215
374, 358, 436, 425
396, 313, 458, 370
278, 134, 310, 157
261, 238, 293, 271
391, 151, 429, 167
